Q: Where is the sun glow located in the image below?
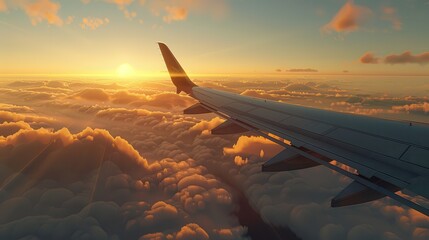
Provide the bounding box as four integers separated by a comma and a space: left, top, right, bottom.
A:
116, 63, 135, 78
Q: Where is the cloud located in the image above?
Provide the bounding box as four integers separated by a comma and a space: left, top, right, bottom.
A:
322, 0, 372, 33
108, 0, 133, 8
84, 0, 134, 8
74, 88, 110, 101
284, 83, 315, 92
0, 110, 55, 127
359, 51, 429, 65
240, 89, 286, 101
0, 121, 31, 136
223, 135, 283, 162
347, 224, 378, 240
330, 101, 390, 116
67, 87, 196, 109
189, 117, 225, 135
0, 127, 149, 172
1, 77, 429, 239
80, 17, 110, 30
148, 0, 228, 23
234, 156, 248, 166
130, 92, 196, 109
392, 102, 429, 114
384, 51, 429, 65
163, 6, 187, 22
0, 0, 6, 11
0, 103, 33, 113
106, 0, 137, 20
0, 122, 245, 238
176, 223, 209, 240
0, 201, 123, 239
287, 68, 318, 73
360, 52, 380, 64
382, 6, 401, 30
20, 0, 63, 26
76, 89, 196, 109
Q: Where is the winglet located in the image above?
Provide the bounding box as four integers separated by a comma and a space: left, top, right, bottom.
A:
158, 42, 197, 94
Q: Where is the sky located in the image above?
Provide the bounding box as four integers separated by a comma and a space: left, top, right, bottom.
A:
0, 0, 429, 76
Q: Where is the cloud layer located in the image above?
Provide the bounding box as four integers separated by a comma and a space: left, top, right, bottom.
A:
0, 77, 428, 239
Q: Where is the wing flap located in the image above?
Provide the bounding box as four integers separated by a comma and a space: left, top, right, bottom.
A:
211, 119, 249, 135
261, 147, 332, 172
261, 149, 314, 172
331, 177, 401, 207
183, 103, 212, 114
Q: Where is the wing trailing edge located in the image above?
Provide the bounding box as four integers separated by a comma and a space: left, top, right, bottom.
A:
331, 177, 401, 207
211, 119, 249, 135
183, 103, 212, 114
262, 148, 319, 172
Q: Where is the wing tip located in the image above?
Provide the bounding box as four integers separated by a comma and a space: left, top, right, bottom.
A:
157, 41, 197, 95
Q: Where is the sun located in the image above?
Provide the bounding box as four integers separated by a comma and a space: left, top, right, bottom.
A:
116, 63, 135, 78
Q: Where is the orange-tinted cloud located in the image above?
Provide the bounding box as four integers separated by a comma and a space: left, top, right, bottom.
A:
384, 51, 429, 65
176, 223, 209, 240
189, 117, 224, 135
240, 89, 283, 101
382, 6, 401, 30
163, 6, 187, 22
360, 52, 379, 64
284, 83, 315, 92
84, 0, 134, 8
149, 0, 228, 23
80, 17, 110, 30
73, 89, 196, 109
392, 102, 429, 113
0, 103, 33, 113
21, 0, 63, 26
287, 68, 318, 73
108, 0, 133, 7
223, 135, 283, 161
74, 88, 110, 101
0, 121, 31, 136
0, 110, 55, 126
0, 0, 7, 12
106, 0, 137, 19
322, 0, 372, 33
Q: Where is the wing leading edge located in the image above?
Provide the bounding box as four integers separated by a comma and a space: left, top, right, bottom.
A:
157, 42, 429, 216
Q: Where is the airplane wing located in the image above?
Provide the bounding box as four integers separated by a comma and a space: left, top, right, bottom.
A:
158, 42, 429, 216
